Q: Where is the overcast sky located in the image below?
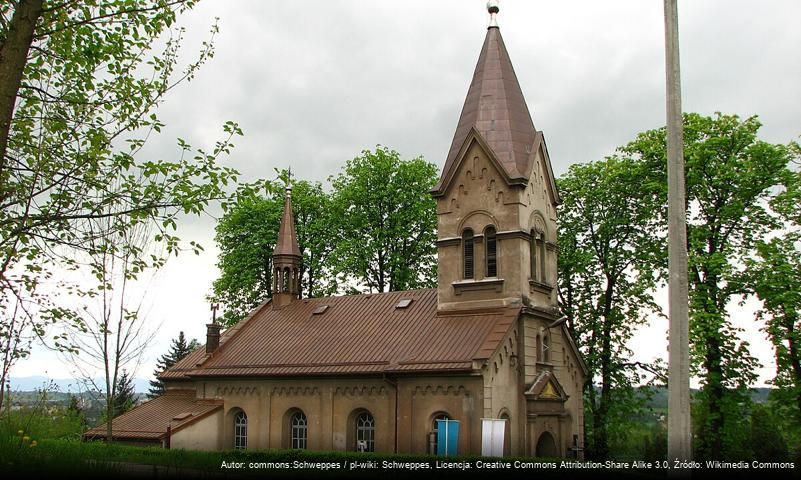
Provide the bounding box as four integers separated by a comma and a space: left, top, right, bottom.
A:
12, 0, 801, 388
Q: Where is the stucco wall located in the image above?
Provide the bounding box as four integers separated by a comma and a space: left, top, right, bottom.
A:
436, 139, 559, 312
482, 323, 523, 455
184, 376, 482, 455
171, 409, 223, 451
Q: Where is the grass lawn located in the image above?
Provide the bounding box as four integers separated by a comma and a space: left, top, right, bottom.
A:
0, 438, 669, 479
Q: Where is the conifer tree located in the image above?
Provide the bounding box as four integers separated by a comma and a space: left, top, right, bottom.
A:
148, 332, 199, 398
113, 371, 136, 418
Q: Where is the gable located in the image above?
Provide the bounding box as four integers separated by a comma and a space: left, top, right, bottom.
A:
432, 126, 526, 199
525, 370, 569, 402
528, 131, 561, 206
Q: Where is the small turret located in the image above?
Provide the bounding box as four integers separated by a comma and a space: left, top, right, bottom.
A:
272, 185, 302, 308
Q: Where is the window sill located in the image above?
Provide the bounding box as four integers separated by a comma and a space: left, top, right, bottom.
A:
529, 279, 553, 294
452, 278, 504, 295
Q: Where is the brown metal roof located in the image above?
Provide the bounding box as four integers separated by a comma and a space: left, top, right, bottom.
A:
83, 390, 222, 440
162, 289, 520, 379
434, 26, 538, 193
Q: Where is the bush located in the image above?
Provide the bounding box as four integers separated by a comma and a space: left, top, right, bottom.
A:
749, 404, 789, 462
642, 422, 667, 462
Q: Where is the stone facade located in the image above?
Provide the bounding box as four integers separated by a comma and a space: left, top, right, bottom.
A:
435, 132, 558, 312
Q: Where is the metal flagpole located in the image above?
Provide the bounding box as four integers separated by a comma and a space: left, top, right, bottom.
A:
663, 0, 692, 467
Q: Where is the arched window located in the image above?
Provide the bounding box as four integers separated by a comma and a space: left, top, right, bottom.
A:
290, 410, 307, 449
530, 229, 547, 283
430, 412, 451, 455
282, 267, 290, 292
530, 229, 540, 282
542, 332, 551, 363
462, 229, 474, 279
234, 411, 247, 450
538, 232, 546, 283
355, 411, 375, 452
485, 226, 497, 277
536, 334, 542, 362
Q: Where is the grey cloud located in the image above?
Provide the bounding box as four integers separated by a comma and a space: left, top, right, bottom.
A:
17, 0, 799, 382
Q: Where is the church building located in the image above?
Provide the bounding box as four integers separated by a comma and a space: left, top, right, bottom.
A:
85, 4, 587, 458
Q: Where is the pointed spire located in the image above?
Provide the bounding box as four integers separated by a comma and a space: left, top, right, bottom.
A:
273, 185, 302, 258
433, 9, 538, 194
272, 182, 302, 308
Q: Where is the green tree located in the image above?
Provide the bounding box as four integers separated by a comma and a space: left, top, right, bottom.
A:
748, 404, 789, 462
740, 153, 801, 434
66, 393, 86, 431
745, 236, 801, 418
213, 176, 335, 325
329, 146, 438, 293
148, 331, 199, 398
112, 370, 135, 418
0, 1, 243, 412
623, 113, 793, 459
557, 156, 664, 460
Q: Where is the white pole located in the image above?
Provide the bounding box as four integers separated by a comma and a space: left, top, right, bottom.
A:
664, 0, 692, 466
444, 420, 449, 457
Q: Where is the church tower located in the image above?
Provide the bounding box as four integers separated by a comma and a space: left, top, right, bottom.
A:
432, 2, 561, 312
272, 185, 302, 308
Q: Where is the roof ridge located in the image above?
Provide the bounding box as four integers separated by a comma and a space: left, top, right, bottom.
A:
295, 287, 437, 303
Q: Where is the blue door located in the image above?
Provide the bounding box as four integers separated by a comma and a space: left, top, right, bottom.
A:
436, 419, 460, 456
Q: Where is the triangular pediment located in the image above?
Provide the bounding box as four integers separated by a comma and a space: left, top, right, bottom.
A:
525, 370, 568, 402
431, 126, 527, 198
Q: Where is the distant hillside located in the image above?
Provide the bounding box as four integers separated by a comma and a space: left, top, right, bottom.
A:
9, 375, 151, 394
643, 386, 773, 410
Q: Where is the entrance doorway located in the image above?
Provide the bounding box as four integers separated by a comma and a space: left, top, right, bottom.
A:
535, 431, 558, 457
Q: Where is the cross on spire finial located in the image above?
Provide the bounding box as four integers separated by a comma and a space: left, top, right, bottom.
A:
210, 302, 219, 324
487, 0, 500, 28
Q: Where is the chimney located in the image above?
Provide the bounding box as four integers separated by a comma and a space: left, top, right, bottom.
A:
206, 322, 221, 354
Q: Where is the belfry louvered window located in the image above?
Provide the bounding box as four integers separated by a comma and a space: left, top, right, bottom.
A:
463, 229, 474, 279
485, 226, 497, 277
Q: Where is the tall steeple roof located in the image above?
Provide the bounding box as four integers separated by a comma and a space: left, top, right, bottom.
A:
433, 20, 539, 193
273, 186, 301, 258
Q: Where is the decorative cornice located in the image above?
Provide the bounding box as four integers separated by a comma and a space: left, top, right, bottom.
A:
529, 279, 553, 294
333, 386, 388, 397
216, 385, 260, 397
412, 385, 469, 397
496, 229, 530, 241
436, 237, 461, 247
452, 278, 504, 295
270, 386, 321, 397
